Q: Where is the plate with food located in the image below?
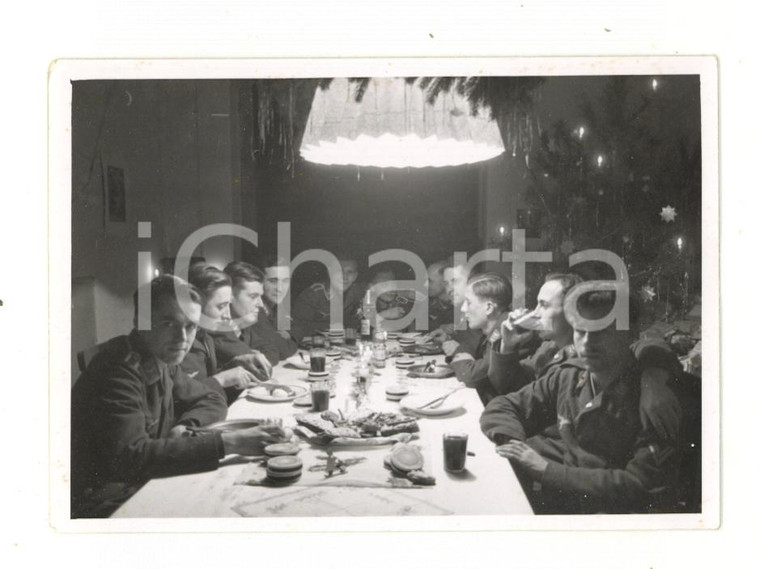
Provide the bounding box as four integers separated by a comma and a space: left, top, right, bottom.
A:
406, 361, 454, 378
294, 410, 419, 446
246, 383, 307, 403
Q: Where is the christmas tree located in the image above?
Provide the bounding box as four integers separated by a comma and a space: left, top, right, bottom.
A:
525, 76, 701, 324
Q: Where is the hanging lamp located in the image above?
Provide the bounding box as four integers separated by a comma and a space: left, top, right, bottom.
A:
300, 78, 504, 168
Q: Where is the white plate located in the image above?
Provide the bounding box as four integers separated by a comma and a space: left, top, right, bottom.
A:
246, 384, 307, 403
399, 393, 464, 416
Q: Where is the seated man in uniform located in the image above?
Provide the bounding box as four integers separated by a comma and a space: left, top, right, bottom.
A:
492, 273, 681, 440
71, 276, 288, 518
448, 273, 513, 405
291, 257, 365, 341
480, 287, 682, 514
425, 259, 453, 332
183, 263, 271, 405
425, 258, 483, 356
254, 256, 299, 359
208, 261, 281, 368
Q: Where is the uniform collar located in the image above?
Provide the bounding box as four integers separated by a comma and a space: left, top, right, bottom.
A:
263, 296, 277, 314
127, 330, 170, 385
487, 312, 510, 344
574, 349, 637, 396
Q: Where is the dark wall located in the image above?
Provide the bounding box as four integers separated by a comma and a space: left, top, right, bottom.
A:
251, 161, 483, 293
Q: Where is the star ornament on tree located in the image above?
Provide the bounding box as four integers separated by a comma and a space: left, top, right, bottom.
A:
660, 205, 677, 223
640, 285, 656, 302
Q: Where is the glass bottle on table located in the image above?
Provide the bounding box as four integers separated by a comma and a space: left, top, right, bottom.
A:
372, 328, 387, 368
359, 289, 373, 342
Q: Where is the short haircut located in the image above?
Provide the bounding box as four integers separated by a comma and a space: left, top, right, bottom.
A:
259, 254, 289, 272
132, 275, 202, 318
545, 272, 584, 296
338, 257, 358, 268
224, 261, 264, 290
467, 272, 513, 312
188, 263, 232, 299
572, 286, 640, 333
427, 260, 447, 278
442, 255, 486, 279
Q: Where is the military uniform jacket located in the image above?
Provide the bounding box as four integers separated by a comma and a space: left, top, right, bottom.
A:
448, 314, 511, 405
291, 281, 366, 341
253, 298, 298, 359
210, 324, 281, 368
480, 351, 681, 513
181, 329, 242, 405
71, 331, 227, 515
489, 338, 682, 397
427, 296, 453, 332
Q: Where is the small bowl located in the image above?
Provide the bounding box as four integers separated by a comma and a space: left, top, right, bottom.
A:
385, 383, 410, 401
266, 455, 303, 482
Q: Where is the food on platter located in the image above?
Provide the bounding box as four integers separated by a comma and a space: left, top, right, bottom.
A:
294, 410, 419, 446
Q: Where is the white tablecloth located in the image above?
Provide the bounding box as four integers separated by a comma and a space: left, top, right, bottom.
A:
112, 352, 533, 518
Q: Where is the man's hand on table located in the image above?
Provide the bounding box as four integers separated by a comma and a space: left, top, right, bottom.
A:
168, 425, 191, 438
214, 366, 260, 389
221, 424, 290, 456
231, 351, 273, 381
496, 440, 548, 480
441, 339, 460, 356
423, 328, 450, 345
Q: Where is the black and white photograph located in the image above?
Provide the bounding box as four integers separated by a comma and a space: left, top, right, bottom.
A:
48, 57, 718, 531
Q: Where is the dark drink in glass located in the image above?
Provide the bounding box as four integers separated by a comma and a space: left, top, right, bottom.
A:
310, 340, 326, 373
310, 356, 326, 373
345, 328, 357, 346
443, 433, 468, 472
311, 383, 330, 411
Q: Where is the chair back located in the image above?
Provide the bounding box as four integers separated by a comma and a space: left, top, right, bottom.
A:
77, 342, 108, 373
673, 371, 702, 513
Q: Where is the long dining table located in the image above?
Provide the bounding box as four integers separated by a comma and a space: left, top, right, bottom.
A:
111, 343, 534, 518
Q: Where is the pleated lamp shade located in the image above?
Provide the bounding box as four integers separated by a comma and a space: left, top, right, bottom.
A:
300, 78, 504, 168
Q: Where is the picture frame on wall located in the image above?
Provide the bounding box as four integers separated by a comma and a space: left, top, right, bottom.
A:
101, 154, 126, 223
